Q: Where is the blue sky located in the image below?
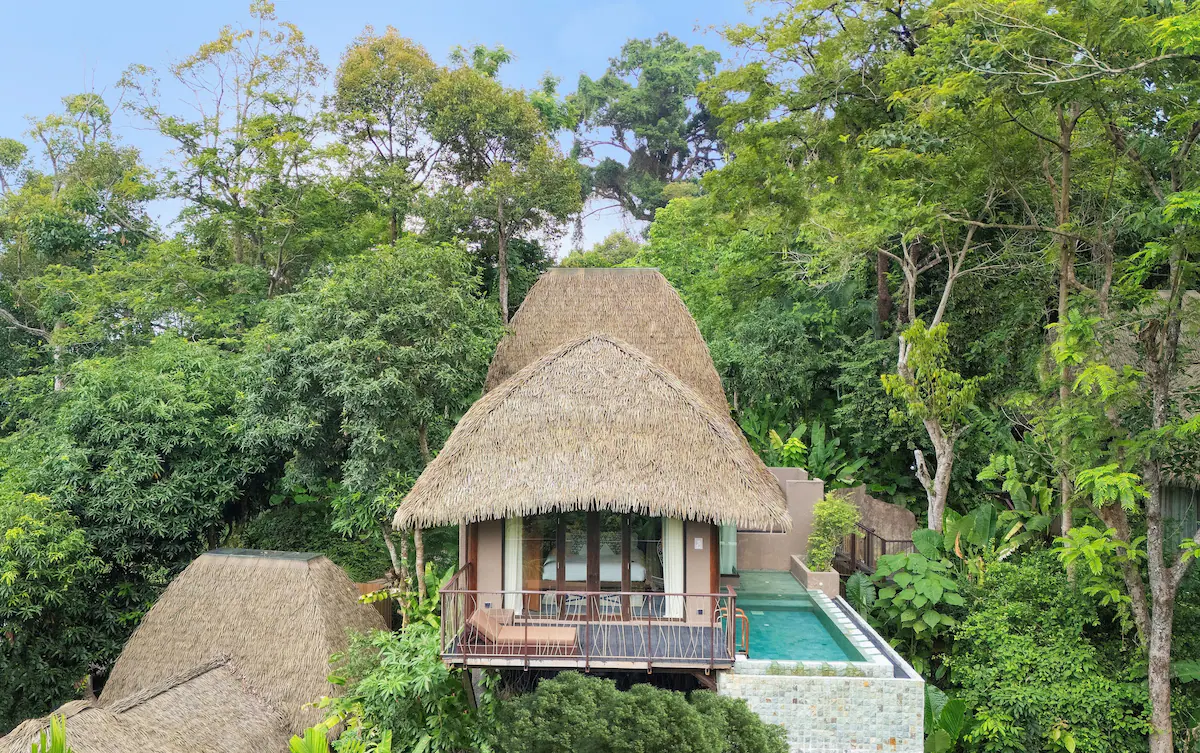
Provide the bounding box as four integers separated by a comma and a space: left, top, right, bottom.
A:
0, 0, 754, 252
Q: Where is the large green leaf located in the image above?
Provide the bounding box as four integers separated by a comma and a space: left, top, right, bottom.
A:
939, 699, 966, 740
913, 529, 942, 559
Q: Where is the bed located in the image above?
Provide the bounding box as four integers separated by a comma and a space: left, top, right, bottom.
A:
542, 543, 649, 583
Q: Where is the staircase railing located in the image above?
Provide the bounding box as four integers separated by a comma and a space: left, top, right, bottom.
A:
834, 523, 915, 577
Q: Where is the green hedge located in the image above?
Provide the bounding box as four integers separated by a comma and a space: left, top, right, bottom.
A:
493, 672, 787, 753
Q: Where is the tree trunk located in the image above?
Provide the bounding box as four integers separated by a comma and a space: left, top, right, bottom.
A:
52, 320, 65, 392
876, 250, 893, 336
398, 529, 411, 628
415, 422, 432, 602
497, 199, 509, 325
414, 528, 426, 602
1147, 561, 1176, 753
899, 333, 955, 533
389, 207, 398, 244
914, 431, 953, 532
380, 522, 402, 581
1052, 105, 1077, 573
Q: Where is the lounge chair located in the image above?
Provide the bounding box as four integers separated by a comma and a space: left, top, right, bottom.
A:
467, 607, 578, 651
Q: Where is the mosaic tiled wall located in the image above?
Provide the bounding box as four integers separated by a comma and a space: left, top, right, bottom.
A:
717, 672, 924, 753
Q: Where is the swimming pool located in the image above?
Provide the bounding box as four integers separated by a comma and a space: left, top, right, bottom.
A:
733, 571, 865, 663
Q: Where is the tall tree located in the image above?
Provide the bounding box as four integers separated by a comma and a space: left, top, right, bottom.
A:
332, 27, 441, 242
889, 1, 1200, 748
572, 34, 721, 222
238, 240, 501, 593
119, 1, 338, 294
426, 62, 580, 322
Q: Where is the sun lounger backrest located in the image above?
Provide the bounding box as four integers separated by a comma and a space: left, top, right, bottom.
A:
468, 608, 503, 642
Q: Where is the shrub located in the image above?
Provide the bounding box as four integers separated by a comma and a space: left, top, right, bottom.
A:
0, 490, 104, 731
869, 533, 963, 677
807, 492, 860, 571
238, 499, 393, 583
493, 671, 786, 753
949, 549, 1150, 753
323, 624, 493, 753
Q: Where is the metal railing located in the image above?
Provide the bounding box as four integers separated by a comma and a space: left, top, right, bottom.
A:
834, 523, 915, 577
439, 564, 738, 672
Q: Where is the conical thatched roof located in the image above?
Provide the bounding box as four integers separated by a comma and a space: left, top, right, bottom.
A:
0, 657, 289, 753
99, 549, 384, 732
394, 334, 789, 531
484, 268, 730, 411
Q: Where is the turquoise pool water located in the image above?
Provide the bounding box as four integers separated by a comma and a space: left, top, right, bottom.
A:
734, 571, 864, 663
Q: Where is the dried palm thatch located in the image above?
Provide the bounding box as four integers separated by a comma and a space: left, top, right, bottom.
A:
394, 334, 790, 531
99, 550, 384, 732
0, 658, 288, 753
112, 656, 290, 753
0, 701, 185, 753
484, 268, 730, 411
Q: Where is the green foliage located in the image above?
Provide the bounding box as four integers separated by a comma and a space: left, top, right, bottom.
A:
236, 494, 392, 583
322, 625, 493, 753
572, 34, 720, 221
493, 672, 786, 753
807, 493, 861, 571
4, 335, 243, 663
949, 550, 1151, 753
239, 239, 501, 542
742, 413, 868, 489
290, 725, 332, 753
882, 321, 983, 435
0, 491, 103, 732
559, 231, 641, 268
923, 686, 966, 753
844, 571, 876, 613
870, 536, 964, 677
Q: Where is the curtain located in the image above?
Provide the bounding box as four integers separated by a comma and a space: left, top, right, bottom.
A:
662, 517, 684, 619
503, 517, 523, 613
719, 524, 738, 576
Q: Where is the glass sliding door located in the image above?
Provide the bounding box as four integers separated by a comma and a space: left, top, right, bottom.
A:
629, 515, 664, 617
502, 512, 687, 621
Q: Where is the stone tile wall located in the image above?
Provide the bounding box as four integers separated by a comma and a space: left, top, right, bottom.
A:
717, 672, 924, 753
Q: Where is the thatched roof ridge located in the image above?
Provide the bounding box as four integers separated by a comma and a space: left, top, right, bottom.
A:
0, 702, 188, 753
0, 658, 289, 753
485, 267, 730, 411
394, 334, 789, 530
99, 549, 384, 732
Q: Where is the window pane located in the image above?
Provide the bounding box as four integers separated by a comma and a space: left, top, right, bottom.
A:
630, 515, 663, 617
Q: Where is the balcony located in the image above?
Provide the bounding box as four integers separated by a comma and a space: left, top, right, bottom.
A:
439, 565, 739, 672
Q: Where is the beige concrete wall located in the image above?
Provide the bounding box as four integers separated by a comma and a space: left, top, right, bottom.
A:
684, 520, 715, 624
476, 518, 504, 597
737, 471, 825, 571
842, 485, 917, 542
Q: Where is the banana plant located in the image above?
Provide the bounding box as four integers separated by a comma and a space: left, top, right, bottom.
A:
289, 723, 393, 753
31, 715, 72, 753
942, 503, 1048, 583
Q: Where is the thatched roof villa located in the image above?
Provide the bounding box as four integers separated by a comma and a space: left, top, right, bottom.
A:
1, 549, 383, 752
395, 267, 790, 672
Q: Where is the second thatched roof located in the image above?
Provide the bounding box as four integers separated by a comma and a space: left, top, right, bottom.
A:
394, 334, 789, 531
484, 268, 730, 411
0, 657, 290, 753
99, 549, 384, 732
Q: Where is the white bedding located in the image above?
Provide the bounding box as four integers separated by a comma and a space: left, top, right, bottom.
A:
542, 544, 648, 582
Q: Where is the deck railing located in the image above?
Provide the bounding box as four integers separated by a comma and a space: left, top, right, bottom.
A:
440, 564, 738, 672
834, 523, 915, 577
